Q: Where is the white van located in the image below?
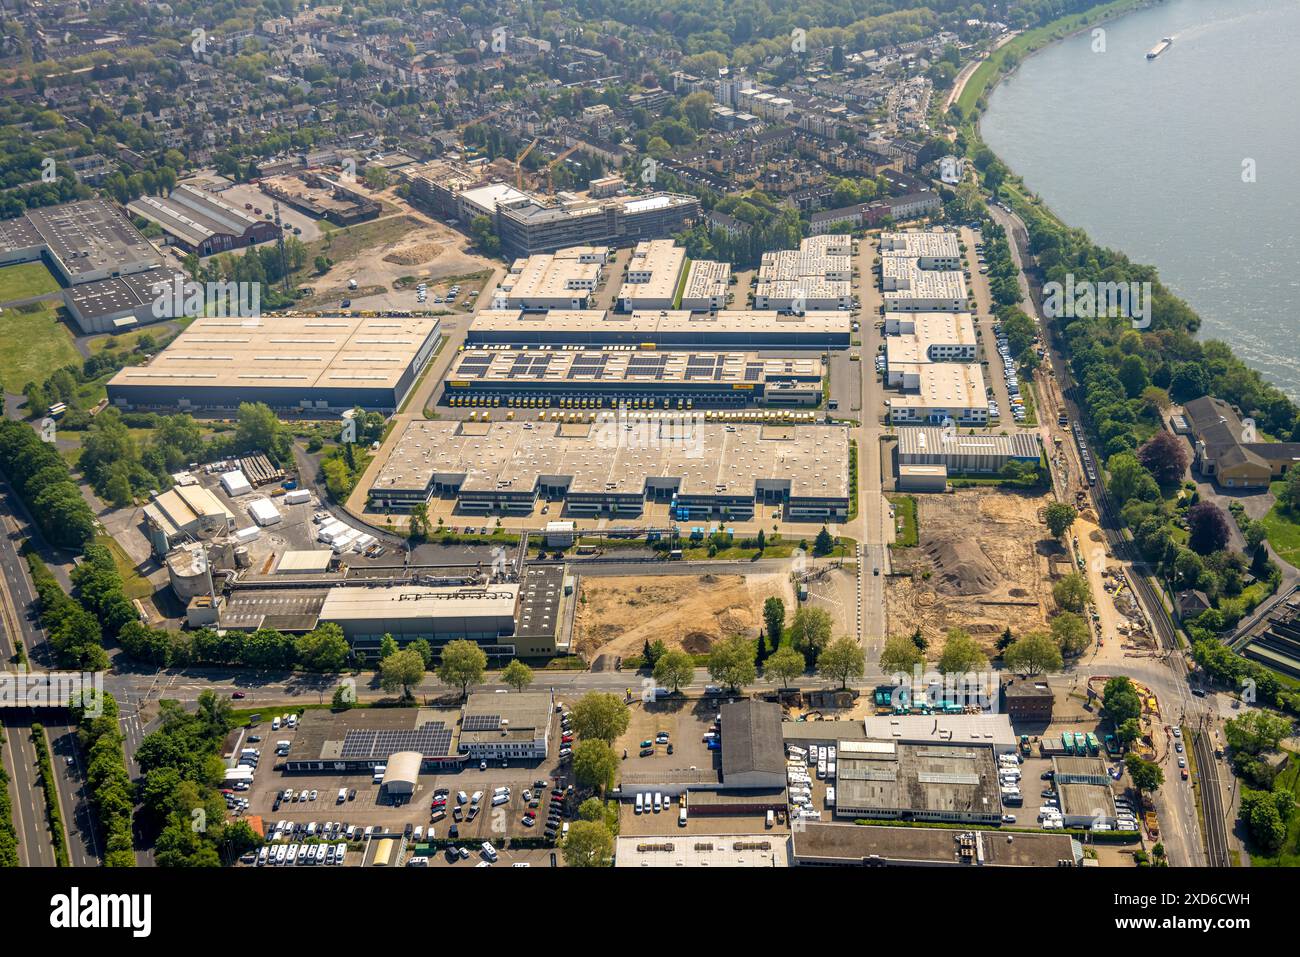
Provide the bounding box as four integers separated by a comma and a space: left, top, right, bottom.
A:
271, 717, 281, 731
491, 792, 509, 807
337, 788, 347, 804
635, 793, 644, 814
653, 792, 662, 813
481, 841, 498, 862
765, 809, 774, 829
287, 714, 298, 729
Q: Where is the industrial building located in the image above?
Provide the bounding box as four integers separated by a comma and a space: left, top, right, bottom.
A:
1001, 678, 1055, 723
887, 363, 989, 426
881, 258, 967, 312
792, 823, 1081, 867
752, 237, 854, 312
316, 583, 519, 656
443, 346, 825, 407
458, 691, 554, 761
106, 313, 441, 412
283, 708, 465, 773
0, 198, 162, 285
127, 184, 281, 256
680, 258, 732, 311
143, 484, 236, 556
879, 230, 962, 270
897, 427, 1042, 474
400, 159, 701, 257
1051, 756, 1119, 828
719, 701, 786, 789
859, 713, 1017, 754
615, 835, 790, 867
368, 418, 850, 521
884, 332, 977, 389
490, 248, 606, 311
831, 740, 1002, 824
618, 239, 686, 310
467, 308, 851, 350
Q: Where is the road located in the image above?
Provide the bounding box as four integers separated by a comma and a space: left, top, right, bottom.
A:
0, 470, 102, 866
989, 200, 1223, 866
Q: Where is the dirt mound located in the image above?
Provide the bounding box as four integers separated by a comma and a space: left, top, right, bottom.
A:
925, 539, 1000, 595
382, 241, 444, 266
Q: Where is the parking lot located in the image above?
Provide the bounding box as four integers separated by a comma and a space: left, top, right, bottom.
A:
235, 706, 580, 866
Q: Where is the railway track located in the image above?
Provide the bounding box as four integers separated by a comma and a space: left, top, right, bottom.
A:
1193, 728, 1232, 866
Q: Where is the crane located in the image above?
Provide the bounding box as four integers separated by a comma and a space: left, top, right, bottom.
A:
515, 137, 539, 189
544, 144, 581, 194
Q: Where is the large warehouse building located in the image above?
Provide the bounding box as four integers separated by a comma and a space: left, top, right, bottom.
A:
0, 197, 163, 284
317, 583, 519, 656
887, 363, 988, 426
128, 183, 281, 255
831, 739, 1002, 825
106, 313, 441, 412
443, 346, 825, 407
897, 427, 1042, 475
491, 246, 607, 311
467, 308, 851, 350
367, 418, 850, 521
618, 239, 687, 310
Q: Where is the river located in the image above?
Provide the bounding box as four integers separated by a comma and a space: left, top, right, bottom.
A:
980, 0, 1300, 395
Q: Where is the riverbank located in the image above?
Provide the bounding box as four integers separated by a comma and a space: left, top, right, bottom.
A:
956, 0, 1153, 123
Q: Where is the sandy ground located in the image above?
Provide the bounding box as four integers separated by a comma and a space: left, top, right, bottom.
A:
573, 573, 794, 659
884, 488, 1054, 653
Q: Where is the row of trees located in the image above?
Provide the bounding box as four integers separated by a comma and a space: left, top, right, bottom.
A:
0, 420, 96, 550
72, 693, 135, 866
137, 693, 261, 867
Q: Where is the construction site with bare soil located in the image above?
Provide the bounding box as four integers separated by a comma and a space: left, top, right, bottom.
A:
572, 573, 794, 660
884, 488, 1058, 654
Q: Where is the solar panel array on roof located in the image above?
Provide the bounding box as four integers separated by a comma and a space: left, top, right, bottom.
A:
461, 713, 501, 732
339, 721, 452, 759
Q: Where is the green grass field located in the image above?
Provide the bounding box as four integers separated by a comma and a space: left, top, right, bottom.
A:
0, 261, 60, 303
887, 494, 919, 547
0, 301, 79, 392
1259, 482, 1300, 568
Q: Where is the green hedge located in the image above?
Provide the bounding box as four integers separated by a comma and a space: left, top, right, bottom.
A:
30, 724, 70, 866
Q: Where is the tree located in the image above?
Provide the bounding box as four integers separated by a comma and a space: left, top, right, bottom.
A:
1137, 431, 1189, 486
1052, 572, 1091, 613
880, 634, 925, 676
331, 684, 356, 711
707, 635, 758, 691
1103, 676, 1144, 728
1003, 631, 1063, 676
764, 645, 806, 688
1106, 452, 1160, 506
937, 628, 988, 675
788, 606, 833, 666
652, 650, 694, 694
1044, 502, 1077, 540
435, 639, 486, 700
1241, 793, 1287, 853
295, 622, 349, 672
818, 636, 866, 689
1050, 611, 1092, 657
1125, 753, 1164, 795
378, 634, 399, 659
1117, 717, 1142, 746
1224, 710, 1292, 755
570, 693, 630, 745
379, 648, 425, 700
502, 659, 534, 693
763, 596, 786, 648
571, 739, 618, 793
813, 526, 836, 556
562, 819, 614, 867
1186, 502, 1231, 555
